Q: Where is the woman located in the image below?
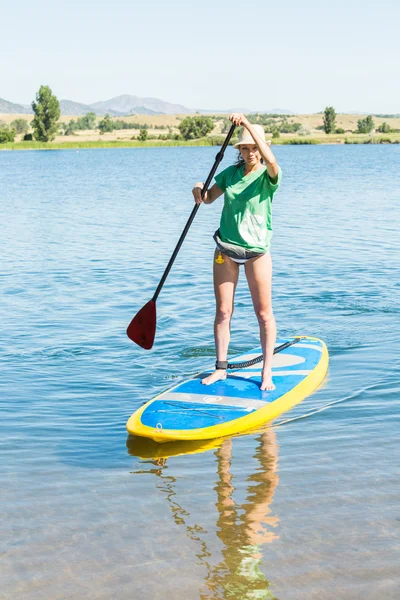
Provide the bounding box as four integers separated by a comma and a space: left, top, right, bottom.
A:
192, 113, 281, 391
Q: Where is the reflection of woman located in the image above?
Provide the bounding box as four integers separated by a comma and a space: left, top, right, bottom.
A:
202, 433, 279, 599
192, 113, 282, 391
130, 430, 279, 599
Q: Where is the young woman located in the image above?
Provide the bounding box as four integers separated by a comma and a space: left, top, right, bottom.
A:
192, 113, 281, 391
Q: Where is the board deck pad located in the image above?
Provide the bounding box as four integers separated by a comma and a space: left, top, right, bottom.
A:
127, 337, 328, 442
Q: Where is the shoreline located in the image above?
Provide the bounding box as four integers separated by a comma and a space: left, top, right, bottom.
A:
2, 111, 399, 151
1, 134, 399, 151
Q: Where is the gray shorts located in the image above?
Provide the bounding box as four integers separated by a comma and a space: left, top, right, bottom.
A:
213, 229, 266, 263
221, 252, 250, 264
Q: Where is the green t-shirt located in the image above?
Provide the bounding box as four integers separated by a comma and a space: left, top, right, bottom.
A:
214, 164, 282, 253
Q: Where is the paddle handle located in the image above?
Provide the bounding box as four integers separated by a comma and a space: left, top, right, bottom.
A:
152, 124, 236, 302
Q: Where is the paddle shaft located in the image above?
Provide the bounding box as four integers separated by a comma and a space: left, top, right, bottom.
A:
152, 124, 236, 302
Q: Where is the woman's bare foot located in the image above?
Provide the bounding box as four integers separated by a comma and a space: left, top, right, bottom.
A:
201, 369, 227, 385
260, 369, 275, 391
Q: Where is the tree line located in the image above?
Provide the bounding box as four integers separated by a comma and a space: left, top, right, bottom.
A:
0, 86, 216, 143
0, 86, 398, 144
321, 107, 397, 134
0, 86, 160, 142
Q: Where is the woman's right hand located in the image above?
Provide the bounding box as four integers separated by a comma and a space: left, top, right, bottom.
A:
192, 182, 206, 204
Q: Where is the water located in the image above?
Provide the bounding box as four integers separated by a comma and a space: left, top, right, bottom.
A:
1, 145, 399, 599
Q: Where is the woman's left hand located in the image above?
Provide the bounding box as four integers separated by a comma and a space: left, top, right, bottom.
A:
229, 113, 250, 128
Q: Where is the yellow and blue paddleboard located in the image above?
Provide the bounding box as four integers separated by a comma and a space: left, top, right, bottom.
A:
126, 336, 328, 443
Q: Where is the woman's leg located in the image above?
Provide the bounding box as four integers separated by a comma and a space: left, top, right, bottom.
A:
244, 253, 276, 391
202, 250, 239, 385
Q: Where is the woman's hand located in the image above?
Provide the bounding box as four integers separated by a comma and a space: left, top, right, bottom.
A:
192, 182, 206, 204
229, 113, 250, 129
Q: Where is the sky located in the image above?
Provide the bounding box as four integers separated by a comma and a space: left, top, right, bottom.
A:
2, 0, 399, 113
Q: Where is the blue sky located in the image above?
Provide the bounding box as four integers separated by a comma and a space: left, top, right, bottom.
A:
2, 0, 399, 113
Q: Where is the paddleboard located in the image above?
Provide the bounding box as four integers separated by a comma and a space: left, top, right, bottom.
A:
126, 336, 328, 443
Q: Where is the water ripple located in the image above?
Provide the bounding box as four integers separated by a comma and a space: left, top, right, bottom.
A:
1, 145, 399, 599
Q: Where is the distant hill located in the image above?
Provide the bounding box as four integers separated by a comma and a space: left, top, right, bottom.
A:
90, 97, 293, 115
0, 94, 293, 117
127, 106, 159, 115
90, 94, 190, 115
59, 99, 123, 117
0, 98, 32, 114
1, 96, 166, 117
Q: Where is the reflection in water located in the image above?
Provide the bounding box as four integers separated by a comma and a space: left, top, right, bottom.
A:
128, 432, 279, 599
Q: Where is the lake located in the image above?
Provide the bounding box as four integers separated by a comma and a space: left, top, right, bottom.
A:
1, 144, 399, 599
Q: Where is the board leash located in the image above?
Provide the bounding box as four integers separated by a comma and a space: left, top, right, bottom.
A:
226, 337, 303, 371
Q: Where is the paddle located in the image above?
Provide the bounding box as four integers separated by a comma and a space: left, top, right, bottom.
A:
127, 124, 237, 349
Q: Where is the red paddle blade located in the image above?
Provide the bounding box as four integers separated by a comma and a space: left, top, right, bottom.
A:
126, 300, 156, 349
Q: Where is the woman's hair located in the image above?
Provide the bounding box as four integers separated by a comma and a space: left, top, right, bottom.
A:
235, 151, 245, 168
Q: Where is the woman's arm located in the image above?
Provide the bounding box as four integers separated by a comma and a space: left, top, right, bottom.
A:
230, 113, 280, 181
192, 182, 224, 205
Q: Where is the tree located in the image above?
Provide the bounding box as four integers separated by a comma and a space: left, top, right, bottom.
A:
357, 115, 375, 134
377, 121, 391, 133
64, 119, 79, 135
322, 106, 336, 134
178, 116, 214, 140
77, 112, 96, 130
10, 118, 29, 135
31, 85, 60, 141
138, 128, 148, 141
221, 118, 232, 133
0, 127, 15, 143
98, 114, 114, 133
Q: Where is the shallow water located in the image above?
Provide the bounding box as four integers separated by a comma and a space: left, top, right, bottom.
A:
1, 145, 399, 599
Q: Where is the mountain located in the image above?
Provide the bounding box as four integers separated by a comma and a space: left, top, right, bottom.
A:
90, 94, 192, 115
59, 99, 123, 117
0, 94, 293, 117
130, 106, 159, 115
60, 96, 165, 116
0, 98, 32, 114
0, 96, 171, 117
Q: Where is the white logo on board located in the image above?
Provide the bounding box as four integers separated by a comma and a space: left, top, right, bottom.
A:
204, 396, 222, 403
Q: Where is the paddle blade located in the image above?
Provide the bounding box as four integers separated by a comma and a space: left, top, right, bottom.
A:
126, 300, 156, 349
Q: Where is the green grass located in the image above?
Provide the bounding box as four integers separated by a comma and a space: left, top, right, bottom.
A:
0, 138, 217, 151
274, 138, 320, 145
344, 135, 400, 144
0, 137, 321, 150
1, 133, 399, 151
